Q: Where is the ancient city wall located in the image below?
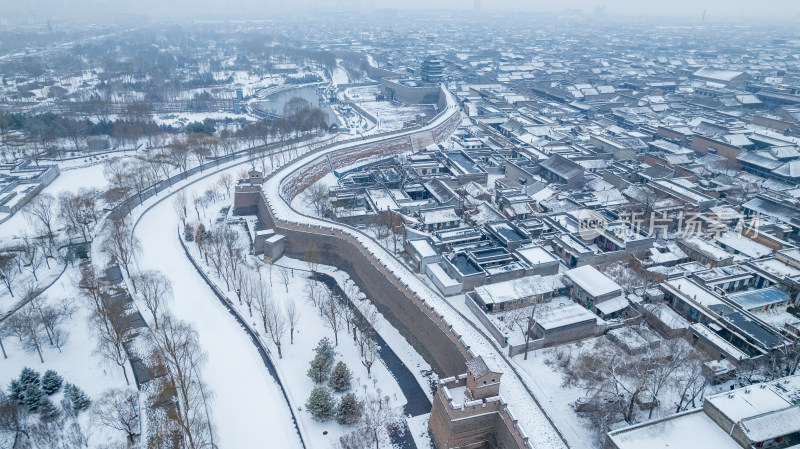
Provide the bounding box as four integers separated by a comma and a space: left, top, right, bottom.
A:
235, 189, 469, 376
234, 111, 469, 377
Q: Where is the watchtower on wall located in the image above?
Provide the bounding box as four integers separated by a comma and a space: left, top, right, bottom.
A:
429, 356, 528, 449
421, 55, 444, 83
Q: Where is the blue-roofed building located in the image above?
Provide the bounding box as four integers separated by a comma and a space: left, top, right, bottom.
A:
728, 287, 793, 314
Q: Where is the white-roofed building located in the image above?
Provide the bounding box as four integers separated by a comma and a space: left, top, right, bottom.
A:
472, 275, 565, 313
563, 265, 624, 307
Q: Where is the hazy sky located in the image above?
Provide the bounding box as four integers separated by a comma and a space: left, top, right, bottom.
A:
2, 0, 800, 21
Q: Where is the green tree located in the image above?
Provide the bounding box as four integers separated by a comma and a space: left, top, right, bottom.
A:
307, 354, 332, 384
315, 337, 336, 366
328, 361, 352, 392
23, 382, 43, 412
335, 393, 362, 425
41, 370, 63, 395
38, 396, 60, 422
305, 386, 336, 422
65, 383, 91, 411
18, 367, 40, 388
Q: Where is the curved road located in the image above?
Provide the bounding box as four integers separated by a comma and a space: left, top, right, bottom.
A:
133, 170, 303, 449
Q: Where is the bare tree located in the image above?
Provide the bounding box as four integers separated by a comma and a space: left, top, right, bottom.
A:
0, 252, 18, 297
278, 266, 291, 293
0, 391, 32, 444
77, 262, 108, 313
320, 288, 342, 345
341, 300, 356, 334
7, 304, 47, 363
21, 233, 45, 281
130, 159, 154, 203
205, 228, 227, 279
30, 293, 70, 353
23, 193, 57, 248
58, 189, 99, 242
303, 183, 330, 217
0, 306, 7, 358
644, 339, 691, 418
673, 355, 708, 413
173, 190, 189, 230
149, 314, 214, 449
508, 288, 550, 360
167, 137, 192, 173
305, 277, 322, 310
361, 338, 378, 378
562, 335, 689, 427
765, 340, 800, 379
135, 270, 173, 330
91, 295, 133, 386
360, 396, 400, 449
357, 305, 380, 357
218, 228, 244, 291
102, 216, 141, 289
191, 192, 202, 222
263, 298, 287, 358
217, 173, 234, 199
286, 300, 300, 345
104, 158, 134, 193
254, 280, 272, 331
92, 388, 141, 446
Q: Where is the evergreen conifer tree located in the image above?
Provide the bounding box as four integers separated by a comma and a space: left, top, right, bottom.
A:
41, 370, 63, 395
335, 393, 362, 425
67, 384, 91, 411
305, 385, 336, 422
18, 367, 40, 388
38, 396, 60, 422
23, 382, 43, 412
314, 337, 336, 366
9, 379, 24, 403
328, 361, 352, 392
307, 354, 332, 384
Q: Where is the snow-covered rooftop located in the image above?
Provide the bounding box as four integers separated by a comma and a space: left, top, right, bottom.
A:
474, 275, 565, 305
534, 301, 598, 331
607, 409, 741, 449
564, 265, 622, 298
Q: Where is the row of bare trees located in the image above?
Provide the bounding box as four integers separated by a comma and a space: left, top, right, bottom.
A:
252, 278, 300, 360
78, 260, 214, 448
146, 313, 215, 449
0, 284, 74, 363
305, 276, 381, 377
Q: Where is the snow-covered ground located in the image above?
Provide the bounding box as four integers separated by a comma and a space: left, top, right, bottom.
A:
261, 93, 573, 449
176, 180, 436, 447
511, 345, 601, 448
0, 163, 108, 240
359, 101, 435, 132
0, 265, 131, 447
331, 61, 349, 86
185, 231, 409, 447
131, 165, 303, 449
